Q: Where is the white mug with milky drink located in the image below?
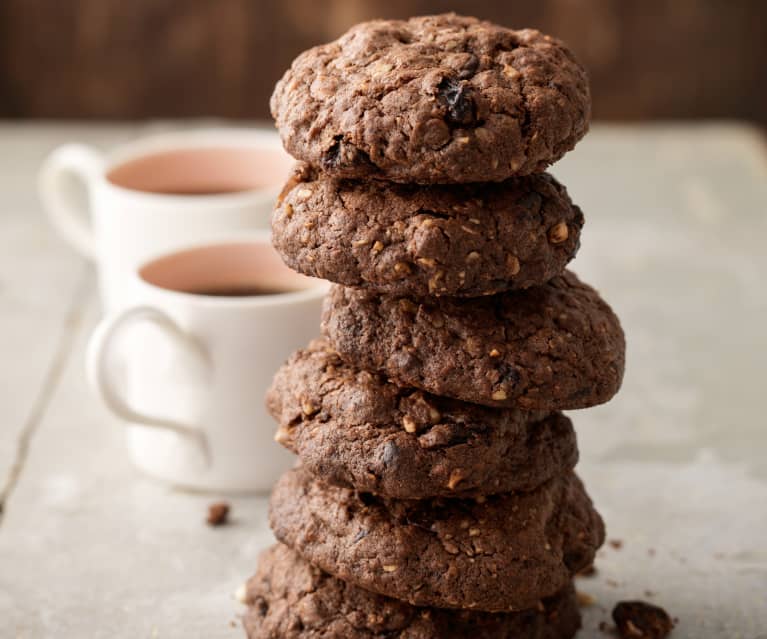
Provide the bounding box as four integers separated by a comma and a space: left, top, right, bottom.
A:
86, 234, 328, 493
39, 128, 294, 310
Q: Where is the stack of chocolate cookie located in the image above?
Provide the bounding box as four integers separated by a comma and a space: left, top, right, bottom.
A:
244, 14, 625, 639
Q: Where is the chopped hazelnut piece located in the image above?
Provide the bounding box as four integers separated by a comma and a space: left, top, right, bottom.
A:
274, 427, 290, 444
394, 261, 412, 275
428, 271, 445, 293
372, 240, 384, 253
548, 221, 569, 243
382, 564, 398, 572
506, 254, 521, 275
301, 400, 319, 415
491, 390, 508, 401
402, 415, 417, 433
447, 469, 466, 490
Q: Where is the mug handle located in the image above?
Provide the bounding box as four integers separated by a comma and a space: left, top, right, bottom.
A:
86, 306, 211, 464
38, 143, 104, 260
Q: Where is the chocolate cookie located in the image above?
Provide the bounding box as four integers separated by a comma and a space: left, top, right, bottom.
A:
244, 544, 581, 639
322, 272, 625, 410
272, 164, 584, 297
270, 14, 590, 184
269, 467, 604, 612
268, 339, 578, 499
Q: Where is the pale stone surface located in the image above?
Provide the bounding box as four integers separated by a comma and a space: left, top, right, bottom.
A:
0, 124, 139, 503
0, 123, 765, 638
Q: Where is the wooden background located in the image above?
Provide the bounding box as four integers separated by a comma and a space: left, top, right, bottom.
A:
1, 0, 765, 122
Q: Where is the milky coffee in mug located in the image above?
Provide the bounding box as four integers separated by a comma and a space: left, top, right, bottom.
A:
39, 129, 294, 310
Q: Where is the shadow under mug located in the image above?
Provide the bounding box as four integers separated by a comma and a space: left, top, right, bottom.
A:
38, 128, 294, 311
86, 233, 328, 493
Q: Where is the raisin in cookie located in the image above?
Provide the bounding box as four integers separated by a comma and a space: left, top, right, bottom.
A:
269, 466, 604, 613
272, 163, 583, 297
322, 272, 625, 410
268, 339, 578, 499
243, 544, 581, 639
270, 14, 590, 184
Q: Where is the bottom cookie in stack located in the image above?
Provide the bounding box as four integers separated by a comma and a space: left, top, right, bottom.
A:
244, 544, 581, 639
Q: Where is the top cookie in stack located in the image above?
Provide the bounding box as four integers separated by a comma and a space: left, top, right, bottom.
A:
271, 13, 590, 184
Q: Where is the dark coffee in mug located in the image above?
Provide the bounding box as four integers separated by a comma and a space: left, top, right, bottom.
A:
139, 241, 318, 299
107, 147, 292, 195
187, 285, 292, 297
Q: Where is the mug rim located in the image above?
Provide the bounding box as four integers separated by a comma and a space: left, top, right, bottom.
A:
134, 231, 330, 308
99, 128, 290, 206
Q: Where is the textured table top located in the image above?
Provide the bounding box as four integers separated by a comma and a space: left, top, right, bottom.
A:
0, 122, 765, 638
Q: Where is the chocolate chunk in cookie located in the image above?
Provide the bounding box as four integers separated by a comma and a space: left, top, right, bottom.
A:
322, 272, 625, 411
269, 466, 604, 613
268, 339, 578, 499
243, 544, 582, 639
273, 163, 584, 297
271, 14, 591, 184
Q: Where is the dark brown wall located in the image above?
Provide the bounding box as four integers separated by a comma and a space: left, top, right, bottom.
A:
1, 0, 766, 121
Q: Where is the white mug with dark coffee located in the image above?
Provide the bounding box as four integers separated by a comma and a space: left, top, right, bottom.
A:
86, 234, 328, 493
39, 128, 294, 310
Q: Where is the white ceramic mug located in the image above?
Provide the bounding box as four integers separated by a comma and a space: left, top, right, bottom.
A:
39, 128, 294, 310
86, 234, 327, 493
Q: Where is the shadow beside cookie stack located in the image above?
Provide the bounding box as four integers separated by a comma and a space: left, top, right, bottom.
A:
244, 14, 625, 639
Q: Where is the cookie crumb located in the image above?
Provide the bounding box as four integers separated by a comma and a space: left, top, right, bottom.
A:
207, 501, 230, 526
577, 564, 597, 577
609, 539, 624, 550
612, 601, 674, 638
576, 591, 596, 607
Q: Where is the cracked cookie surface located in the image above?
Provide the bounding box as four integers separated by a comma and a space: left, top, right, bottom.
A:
322, 272, 625, 411
268, 339, 578, 499
270, 13, 590, 184
269, 466, 604, 613
244, 544, 581, 639
272, 163, 584, 297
